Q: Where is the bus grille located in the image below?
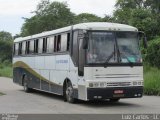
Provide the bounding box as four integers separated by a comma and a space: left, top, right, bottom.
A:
107, 82, 131, 87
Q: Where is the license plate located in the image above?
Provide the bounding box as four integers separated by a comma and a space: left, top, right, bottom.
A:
114, 90, 124, 94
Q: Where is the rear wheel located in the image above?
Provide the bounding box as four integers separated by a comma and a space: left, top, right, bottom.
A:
109, 98, 120, 102
65, 81, 75, 103
23, 76, 32, 93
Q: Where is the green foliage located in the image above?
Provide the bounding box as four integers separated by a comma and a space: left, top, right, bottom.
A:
129, 9, 159, 39
114, 0, 160, 40
0, 31, 13, 78
114, 8, 132, 24
0, 31, 12, 41
113, 8, 159, 39
102, 15, 115, 22
21, 1, 75, 36
144, 65, 160, 95
145, 0, 160, 14
0, 62, 12, 78
74, 13, 102, 23
145, 37, 160, 68
0, 31, 13, 62
115, 0, 145, 9
21, 1, 116, 37
0, 40, 12, 62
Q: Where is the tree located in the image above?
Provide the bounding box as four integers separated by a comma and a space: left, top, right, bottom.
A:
102, 15, 115, 22
145, 0, 160, 14
0, 31, 12, 41
0, 31, 13, 62
21, 1, 75, 36
129, 9, 159, 39
115, 0, 146, 9
74, 13, 102, 23
0, 40, 12, 62
114, 0, 160, 40
113, 8, 132, 24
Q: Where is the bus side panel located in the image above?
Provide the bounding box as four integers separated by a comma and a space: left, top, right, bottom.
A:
13, 55, 79, 97
68, 57, 79, 99
13, 57, 23, 85
45, 56, 62, 94
40, 70, 50, 91
54, 55, 70, 95
13, 67, 24, 85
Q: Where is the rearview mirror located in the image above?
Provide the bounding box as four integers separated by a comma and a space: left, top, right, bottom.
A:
139, 31, 147, 48
83, 33, 89, 49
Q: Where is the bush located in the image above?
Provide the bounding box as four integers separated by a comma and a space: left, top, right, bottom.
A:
144, 65, 160, 95
145, 37, 160, 68
0, 62, 12, 78
0, 40, 12, 62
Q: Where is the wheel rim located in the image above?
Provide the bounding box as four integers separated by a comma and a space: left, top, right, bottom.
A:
24, 82, 27, 91
66, 83, 73, 102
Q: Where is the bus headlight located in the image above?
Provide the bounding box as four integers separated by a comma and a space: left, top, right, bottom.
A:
89, 83, 94, 88
89, 82, 106, 88
94, 83, 99, 87
100, 82, 106, 87
133, 81, 143, 86
133, 81, 138, 86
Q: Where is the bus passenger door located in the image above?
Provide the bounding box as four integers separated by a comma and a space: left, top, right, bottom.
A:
78, 38, 87, 100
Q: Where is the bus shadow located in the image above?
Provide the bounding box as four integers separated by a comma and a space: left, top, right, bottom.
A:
77, 100, 141, 108
19, 89, 64, 101
19, 89, 141, 108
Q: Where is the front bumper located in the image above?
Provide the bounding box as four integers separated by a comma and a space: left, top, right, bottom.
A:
87, 86, 143, 100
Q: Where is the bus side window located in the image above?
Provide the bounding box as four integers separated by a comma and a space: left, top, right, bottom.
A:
29, 40, 34, 54
13, 44, 15, 55
47, 36, 54, 53
67, 33, 70, 51
57, 35, 61, 52
61, 34, 68, 52
34, 39, 39, 53
43, 38, 47, 53
25, 41, 28, 54
22, 41, 26, 55
38, 39, 43, 53
72, 31, 79, 65
26, 41, 30, 54
54, 36, 57, 52
18, 42, 22, 55
15, 43, 19, 56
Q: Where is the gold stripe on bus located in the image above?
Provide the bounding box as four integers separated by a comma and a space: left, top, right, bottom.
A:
13, 61, 61, 86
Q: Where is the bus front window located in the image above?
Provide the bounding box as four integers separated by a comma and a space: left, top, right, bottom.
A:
86, 31, 142, 64
87, 32, 117, 64
117, 32, 142, 63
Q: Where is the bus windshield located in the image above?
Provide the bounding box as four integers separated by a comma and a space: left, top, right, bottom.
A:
86, 31, 142, 64
117, 32, 142, 63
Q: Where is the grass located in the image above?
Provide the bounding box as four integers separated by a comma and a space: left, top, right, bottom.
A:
144, 65, 160, 96
0, 62, 12, 78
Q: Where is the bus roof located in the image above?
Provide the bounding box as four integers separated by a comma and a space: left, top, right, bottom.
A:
14, 22, 138, 43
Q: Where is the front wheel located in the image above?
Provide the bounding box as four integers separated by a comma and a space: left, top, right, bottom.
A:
65, 81, 75, 103
23, 76, 32, 93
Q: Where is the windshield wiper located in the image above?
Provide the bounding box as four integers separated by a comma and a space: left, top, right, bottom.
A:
104, 44, 116, 68
104, 51, 115, 68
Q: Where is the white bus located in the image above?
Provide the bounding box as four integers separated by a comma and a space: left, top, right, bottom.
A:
13, 22, 147, 103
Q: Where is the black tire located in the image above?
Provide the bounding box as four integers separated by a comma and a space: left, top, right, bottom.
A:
109, 98, 120, 102
23, 76, 32, 93
65, 81, 75, 103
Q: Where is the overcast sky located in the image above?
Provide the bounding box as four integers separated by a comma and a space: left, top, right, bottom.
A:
0, 0, 116, 36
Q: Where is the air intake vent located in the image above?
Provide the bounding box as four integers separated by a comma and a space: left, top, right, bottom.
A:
107, 82, 131, 87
